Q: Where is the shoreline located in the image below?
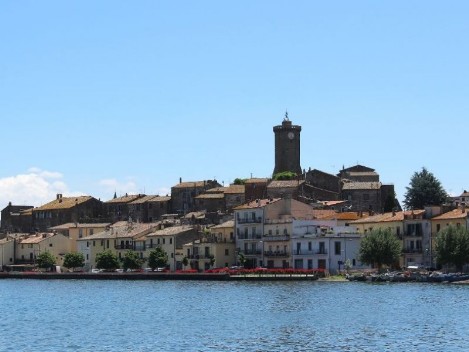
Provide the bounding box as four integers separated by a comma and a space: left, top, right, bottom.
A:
0, 272, 321, 281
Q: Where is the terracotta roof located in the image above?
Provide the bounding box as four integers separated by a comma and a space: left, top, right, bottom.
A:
234, 198, 281, 210
146, 225, 195, 237
351, 210, 424, 224
310, 210, 340, 219
49, 223, 111, 230
346, 172, 379, 177
341, 182, 381, 190
245, 178, 269, 184
224, 185, 245, 194
195, 193, 225, 200
267, 180, 305, 188
19, 233, 55, 244
211, 220, 235, 229
184, 211, 206, 219
318, 212, 369, 221
80, 222, 159, 240
34, 196, 95, 211
320, 200, 348, 207
432, 208, 469, 220
148, 196, 171, 202
206, 187, 226, 193
105, 194, 144, 204
172, 181, 208, 189
129, 195, 160, 204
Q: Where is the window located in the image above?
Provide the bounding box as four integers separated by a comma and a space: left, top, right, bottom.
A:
334, 241, 341, 255
283, 228, 288, 235
79, 229, 83, 238
308, 259, 313, 269
170, 238, 173, 244
163, 238, 166, 245
86, 254, 89, 260
437, 224, 441, 232
49, 243, 53, 247
308, 242, 312, 251
90, 229, 94, 236
225, 249, 229, 256
93, 241, 95, 247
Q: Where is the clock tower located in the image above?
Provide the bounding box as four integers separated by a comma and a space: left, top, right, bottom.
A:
273, 113, 302, 176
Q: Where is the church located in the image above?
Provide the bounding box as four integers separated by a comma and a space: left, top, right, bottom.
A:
271, 114, 398, 213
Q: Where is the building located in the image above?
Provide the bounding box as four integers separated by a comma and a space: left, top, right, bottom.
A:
244, 178, 269, 203
273, 115, 302, 176
1, 202, 34, 233
183, 220, 236, 270
145, 226, 200, 271
16, 232, 71, 266
50, 222, 111, 252
32, 194, 104, 231
0, 236, 15, 270
171, 179, 221, 215
105, 194, 145, 222
267, 180, 305, 200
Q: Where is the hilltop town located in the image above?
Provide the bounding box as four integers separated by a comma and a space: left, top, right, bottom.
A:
1, 117, 467, 273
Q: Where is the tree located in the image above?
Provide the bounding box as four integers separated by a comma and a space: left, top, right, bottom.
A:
403, 167, 448, 209
182, 256, 189, 268
233, 178, 247, 185
435, 225, 469, 271
63, 252, 85, 271
148, 247, 168, 271
36, 251, 56, 271
383, 193, 397, 213
122, 250, 145, 271
273, 171, 297, 180
95, 250, 120, 271
359, 228, 402, 270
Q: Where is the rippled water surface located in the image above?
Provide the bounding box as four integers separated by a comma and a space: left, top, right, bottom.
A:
0, 280, 468, 351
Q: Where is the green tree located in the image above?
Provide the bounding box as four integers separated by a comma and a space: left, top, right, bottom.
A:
403, 167, 448, 209
36, 251, 56, 271
95, 250, 120, 271
359, 228, 402, 270
435, 225, 469, 271
122, 250, 145, 271
148, 247, 168, 271
273, 171, 297, 180
182, 256, 189, 268
233, 178, 247, 185
238, 253, 246, 267
63, 252, 85, 271
383, 193, 397, 213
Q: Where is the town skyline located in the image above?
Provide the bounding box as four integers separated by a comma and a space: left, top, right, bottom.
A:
1, 2, 468, 209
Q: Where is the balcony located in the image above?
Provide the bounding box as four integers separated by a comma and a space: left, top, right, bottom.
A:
115, 245, 146, 251
263, 235, 290, 242
242, 249, 262, 256
264, 251, 289, 258
237, 217, 262, 224
188, 254, 212, 260
403, 248, 423, 254
237, 234, 262, 240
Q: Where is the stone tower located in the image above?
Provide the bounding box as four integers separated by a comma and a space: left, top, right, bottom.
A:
273, 113, 302, 176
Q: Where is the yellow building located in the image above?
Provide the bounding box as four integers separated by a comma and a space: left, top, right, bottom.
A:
16, 233, 71, 267
145, 226, 200, 271
183, 220, 236, 271
50, 222, 111, 251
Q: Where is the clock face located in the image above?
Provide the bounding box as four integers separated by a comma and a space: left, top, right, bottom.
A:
288, 132, 295, 140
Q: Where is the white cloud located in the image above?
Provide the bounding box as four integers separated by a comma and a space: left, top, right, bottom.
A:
98, 178, 138, 197
0, 169, 82, 209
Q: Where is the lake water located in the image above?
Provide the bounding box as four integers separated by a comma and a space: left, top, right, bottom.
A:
0, 280, 468, 351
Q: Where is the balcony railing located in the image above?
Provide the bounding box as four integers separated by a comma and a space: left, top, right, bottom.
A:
241, 249, 262, 256
403, 248, 423, 254
237, 234, 262, 240
291, 250, 328, 255
188, 254, 212, 260
263, 235, 290, 242
403, 232, 423, 237
115, 245, 146, 251
264, 251, 289, 258
237, 217, 262, 224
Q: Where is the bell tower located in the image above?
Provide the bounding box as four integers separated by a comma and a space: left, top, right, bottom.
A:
273, 112, 302, 176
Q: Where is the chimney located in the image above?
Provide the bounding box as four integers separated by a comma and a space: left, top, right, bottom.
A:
392, 209, 396, 217
179, 177, 182, 184
57, 194, 62, 200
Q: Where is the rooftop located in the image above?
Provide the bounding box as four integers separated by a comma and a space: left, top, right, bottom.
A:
432, 208, 469, 220
234, 198, 281, 210
341, 182, 382, 190
146, 225, 195, 237
34, 196, 96, 211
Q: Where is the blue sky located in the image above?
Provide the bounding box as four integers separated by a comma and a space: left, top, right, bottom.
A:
1, 1, 468, 209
